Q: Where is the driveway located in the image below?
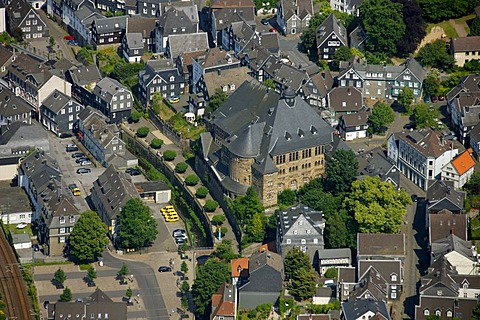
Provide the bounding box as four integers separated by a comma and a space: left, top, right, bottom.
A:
278, 36, 312, 67
37, 9, 77, 62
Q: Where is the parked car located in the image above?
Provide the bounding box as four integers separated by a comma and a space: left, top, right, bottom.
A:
76, 157, 89, 163
67, 40, 78, 46
80, 160, 92, 166
126, 168, 141, 176
175, 237, 186, 244
66, 146, 78, 152
431, 95, 438, 102
411, 194, 418, 202
158, 266, 172, 272
71, 152, 85, 158
43, 301, 49, 310
424, 96, 430, 103
64, 35, 74, 40
168, 96, 180, 104
261, 18, 269, 25
77, 168, 91, 174
438, 95, 445, 101
68, 184, 81, 196
269, 27, 277, 33
33, 244, 39, 251
175, 234, 188, 240
403, 123, 415, 130
165, 214, 179, 222
173, 229, 186, 237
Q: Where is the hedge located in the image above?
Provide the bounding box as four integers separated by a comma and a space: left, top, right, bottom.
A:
163, 150, 177, 161
185, 174, 199, 186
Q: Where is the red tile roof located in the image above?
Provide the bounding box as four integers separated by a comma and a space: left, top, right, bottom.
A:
451, 148, 475, 176
231, 257, 249, 277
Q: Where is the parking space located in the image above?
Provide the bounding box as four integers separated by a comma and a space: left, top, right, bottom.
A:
144, 202, 180, 253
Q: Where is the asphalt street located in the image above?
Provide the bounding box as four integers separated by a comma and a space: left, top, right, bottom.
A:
101, 250, 170, 319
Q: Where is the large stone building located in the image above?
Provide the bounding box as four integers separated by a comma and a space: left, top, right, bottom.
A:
199, 80, 347, 206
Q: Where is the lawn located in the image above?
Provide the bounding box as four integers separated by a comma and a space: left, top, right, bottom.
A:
8, 223, 34, 237
97, 47, 122, 76
427, 20, 458, 38
152, 101, 176, 121
471, 216, 480, 239
167, 113, 205, 140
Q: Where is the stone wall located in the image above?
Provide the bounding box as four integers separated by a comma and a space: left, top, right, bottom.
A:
229, 156, 254, 185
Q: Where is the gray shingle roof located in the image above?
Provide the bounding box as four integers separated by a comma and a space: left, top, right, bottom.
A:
167, 32, 208, 58
357, 233, 405, 257
278, 203, 324, 237
68, 65, 102, 87
427, 180, 466, 212
0, 123, 49, 157
239, 250, 283, 293
93, 77, 131, 103
280, 0, 313, 20
94, 15, 127, 33
0, 87, 31, 118
41, 90, 78, 114
341, 300, 390, 320
316, 14, 348, 48
125, 33, 143, 49
327, 87, 363, 113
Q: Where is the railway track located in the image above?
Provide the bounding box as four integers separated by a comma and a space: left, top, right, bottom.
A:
0, 229, 33, 320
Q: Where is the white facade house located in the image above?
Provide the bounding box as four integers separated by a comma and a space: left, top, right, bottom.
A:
441, 148, 476, 189
0, 4, 5, 33
387, 129, 458, 191
329, 0, 362, 15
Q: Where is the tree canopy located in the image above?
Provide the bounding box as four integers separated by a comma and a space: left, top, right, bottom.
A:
470, 17, 480, 36
207, 88, 228, 113
368, 102, 395, 133
277, 189, 297, 208
413, 103, 440, 128
191, 258, 230, 317
332, 46, 353, 69
231, 187, 266, 242
393, 0, 426, 56
289, 267, 317, 301
69, 210, 109, 262
118, 198, 158, 249
324, 149, 358, 194
397, 86, 414, 114
284, 247, 311, 280
416, 40, 454, 70
360, 0, 406, 55
423, 69, 441, 97
418, 0, 480, 23
343, 177, 412, 233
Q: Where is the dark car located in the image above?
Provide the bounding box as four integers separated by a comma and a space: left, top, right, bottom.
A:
158, 266, 172, 272
33, 244, 39, 251
76, 168, 91, 174
261, 18, 269, 25
403, 123, 415, 130
411, 194, 418, 202
76, 157, 89, 163
431, 95, 438, 102
72, 152, 85, 158
43, 301, 49, 309
66, 145, 79, 152
126, 168, 141, 176
67, 40, 78, 46
438, 95, 445, 101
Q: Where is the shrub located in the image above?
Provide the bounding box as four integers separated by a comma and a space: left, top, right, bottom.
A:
204, 200, 219, 212
195, 186, 209, 198
324, 268, 338, 279
185, 174, 199, 186
175, 162, 188, 173
163, 150, 177, 161
136, 127, 150, 138
130, 110, 141, 123
150, 138, 164, 149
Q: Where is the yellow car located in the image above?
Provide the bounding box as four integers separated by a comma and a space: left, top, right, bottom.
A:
168, 96, 180, 104
161, 207, 177, 216
165, 214, 179, 222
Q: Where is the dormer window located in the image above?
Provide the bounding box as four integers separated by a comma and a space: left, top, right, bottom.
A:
181, 27, 186, 32
172, 28, 177, 33
223, 86, 228, 92
60, 216, 65, 224
170, 76, 174, 82
424, 309, 430, 316
391, 274, 397, 282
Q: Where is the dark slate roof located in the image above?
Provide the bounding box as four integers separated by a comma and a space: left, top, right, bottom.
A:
93, 77, 131, 103
341, 299, 390, 320
93, 15, 127, 34
338, 267, 356, 283
328, 86, 363, 113
134, 181, 170, 192
0, 46, 13, 67
0, 87, 31, 118
358, 149, 400, 187
8, 53, 52, 89
446, 74, 480, 102
316, 14, 347, 48
158, 7, 197, 37
125, 33, 143, 49
213, 7, 255, 31
6, 0, 35, 30
239, 250, 283, 293
41, 90, 78, 114
471, 121, 480, 142
318, 248, 351, 260
419, 256, 459, 296
452, 36, 480, 52
349, 25, 366, 47
431, 233, 474, 262
427, 180, 466, 212
302, 70, 334, 98
278, 203, 325, 238
68, 65, 102, 87
357, 233, 405, 257
350, 267, 388, 301
280, 0, 313, 20
358, 260, 402, 285
395, 128, 455, 159
429, 209, 467, 242
0, 123, 48, 155
52, 58, 76, 72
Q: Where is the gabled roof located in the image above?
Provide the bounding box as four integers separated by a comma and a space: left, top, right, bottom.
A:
431, 234, 475, 269
350, 266, 388, 301
396, 128, 456, 159
357, 233, 405, 257
349, 25, 366, 47
280, 0, 313, 20
68, 65, 103, 87
210, 0, 255, 8
450, 148, 475, 176
338, 266, 356, 283
127, 15, 157, 35
341, 299, 390, 320
358, 260, 402, 285
231, 257, 249, 277
158, 7, 196, 37
124, 33, 143, 50
429, 209, 467, 242
239, 250, 283, 293
42, 90, 80, 114
328, 86, 363, 113
302, 69, 334, 98
0, 46, 13, 67
0, 87, 31, 118
278, 203, 325, 239
8, 53, 52, 89
93, 15, 127, 34
213, 7, 255, 30
196, 48, 239, 69
446, 74, 480, 102
427, 180, 465, 212
452, 36, 480, 52
93, 77, 131, 103
167, 32, 209, 59
340, 110, 370, 127
210, 283, 236, 318
202, 66, 251, 97
316, 14, 347, 48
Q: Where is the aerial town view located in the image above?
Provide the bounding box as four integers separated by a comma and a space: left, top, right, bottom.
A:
0, 0, 480, 318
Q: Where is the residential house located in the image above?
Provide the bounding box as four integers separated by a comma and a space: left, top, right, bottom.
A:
5, 53, 71, 110
358, 149, 401, 188
0, 46, 14, 77
199, 81, 340, 207
18, 150, 80, 256
357, 233, 406, 262
210, 283, 237, 320
276, 203, 325, 266
276, 0, 313, 35
355, 260, 403, 301
138, 59, 185, 104
209, 0, 255, 47
449, 93, 480, 143
387, 128, 459, 190
126, 15, 157, 52
40, 89, 85, 137
446, 74, 480, 106
337, 266, 356, 301
77, 106, 137, 168
441, 148, 475, 189
317, 248, 351, 276
329, 0, 363, 15
6, 0, 49, 39
238, 44, 274, 82
175, 51, 205, 86
451, 36, 480, 67
91, 15, 127, 49
316, 14, 347, 61
46, 0, 63, 22
300, 69, 334, 109
67, 64, 103, 107
341, 299, 391, 320
222, 20, 279, 56
231, 257, 249, 287
470, 121, 480, 160
260, 57, 308, 93
326, 86, 363, 127
238, 250, 283, 310
91, 164, 140, 241
349, 25, 366, 50
338, 110, 370, 141
92, 76, 133, 123
47, 288, 127, 320
136, 0, 182, 17
62, 0, 104, 46
166, 32, 209, 59
0, 86, 32, 127
426, 180, 466, 215
338, 56, 425, 101
154, 6, 198, 54
0, 185, 32, 224
429, 209, 467, 244
122, 33, 144, 62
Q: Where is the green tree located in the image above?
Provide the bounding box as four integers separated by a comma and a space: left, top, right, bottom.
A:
423, 69, 441, 97
54, 268, 66, 286
12, 28, 23, 42
195, 186, 209, 198
301, 13, 329, 56
211, 215, 226, 226
394, 0, 426, 56
118, 198, 158, 249
59, 287, 72, 302
324, 268, 338, 279
150, 138, 164, 149
471, 17, 480, 36
118, 263, 129, 278
249, 303, 273, 319
360, 0, 406, 55
204, 200, 219, 212
344, 177, 412, 233
130, 109, 142, 123
86, 266, 97, 283
425, 316, 441, 320
207, 88, 228, 113
418, 0, 480, 23
324, 149, 358, 195
192, 258, 230, 317
181, 281, 190, 294
246, 213, 266, 242
277, 189, 296, 208
263, 79, 275, 89
397, 86, 414, 114
136, 127, 150, 138
325, 210, 357, 249
185, 174, 199, 186
215, 239, 239, 260
126, 287, 133, 298
284, 248, 311, 280
163, 150, 177, 161
49, 36, 55, 48
69, 210, 109, 262
175, 162, 188, 173
417, 40, 454, 69
181, 261, 189, 275
413, 103, 439, 128
232, 187, 264, 223
368, 102, 395, 133
289, 268, 317, 301
332, 46, 352, 69
464, 171, 480, 195
472, 301, 480, 320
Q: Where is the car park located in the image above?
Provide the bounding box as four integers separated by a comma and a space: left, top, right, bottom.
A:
158, 266, 172, 272
77, 168, 91, 174
71, 152, 85, 158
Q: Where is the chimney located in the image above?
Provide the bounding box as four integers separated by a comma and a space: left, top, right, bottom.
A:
347, 88, 351, 95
